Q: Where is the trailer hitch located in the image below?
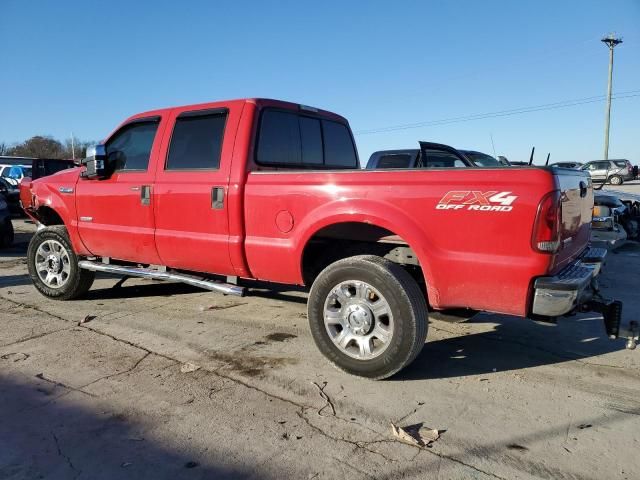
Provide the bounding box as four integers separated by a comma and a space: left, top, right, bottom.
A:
581, 298, 638, 349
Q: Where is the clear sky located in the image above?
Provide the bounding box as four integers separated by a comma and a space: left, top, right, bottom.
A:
1, 0, 638, 165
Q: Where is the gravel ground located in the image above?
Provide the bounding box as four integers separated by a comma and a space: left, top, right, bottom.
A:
1, 215, 639, 480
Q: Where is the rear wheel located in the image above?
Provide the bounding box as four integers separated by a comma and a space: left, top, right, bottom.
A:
27, 226, 95, 300
609, 175, 623, 185
308, 255, 427, 379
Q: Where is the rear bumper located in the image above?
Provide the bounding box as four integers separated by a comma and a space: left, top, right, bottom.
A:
531, 247, 607, 317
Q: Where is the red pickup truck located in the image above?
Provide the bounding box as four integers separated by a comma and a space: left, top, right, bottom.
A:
22, 98, 619, 379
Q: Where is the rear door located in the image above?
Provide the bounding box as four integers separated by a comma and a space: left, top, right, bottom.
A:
153, 104, 241, 275
75, 117, 165, 264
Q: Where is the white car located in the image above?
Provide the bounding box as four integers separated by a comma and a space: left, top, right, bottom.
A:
0, 164, 32, 187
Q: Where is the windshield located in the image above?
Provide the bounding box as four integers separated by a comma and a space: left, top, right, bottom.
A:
464, 152, 501, 167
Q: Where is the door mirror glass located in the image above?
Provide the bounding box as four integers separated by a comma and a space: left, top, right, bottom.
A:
81, 144, 108, 179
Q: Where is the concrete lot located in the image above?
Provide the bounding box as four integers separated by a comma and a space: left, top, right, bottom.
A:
1, 213, 639, 479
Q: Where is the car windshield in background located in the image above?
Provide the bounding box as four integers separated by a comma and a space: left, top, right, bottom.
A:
463, 152, 502, 167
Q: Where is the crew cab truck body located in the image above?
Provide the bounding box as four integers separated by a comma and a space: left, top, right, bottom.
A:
23, 98, 620, 379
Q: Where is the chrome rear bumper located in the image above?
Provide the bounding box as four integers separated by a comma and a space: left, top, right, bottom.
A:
531, 247, 607, 317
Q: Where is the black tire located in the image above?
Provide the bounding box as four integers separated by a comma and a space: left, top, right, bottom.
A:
609, 175, 623, 186
27, 226, 95, 300
0, 218, 13, 248
308, 255, 428, 379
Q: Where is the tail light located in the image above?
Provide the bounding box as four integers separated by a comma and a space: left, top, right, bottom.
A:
532, 190, 562, 253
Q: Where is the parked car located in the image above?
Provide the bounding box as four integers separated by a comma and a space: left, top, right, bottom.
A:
581, 159, 634, 185
0, 177, 21, 214
365, 146, 501, 169
594, 193, 640, 241
459, 150, 503, 167
0, 191, 14, 247
22, 97, 620, 379
496, 156, 511, 166
550, 162, 583, 169
0, 164, 32, 186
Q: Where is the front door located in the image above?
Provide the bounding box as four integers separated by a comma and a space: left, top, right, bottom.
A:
153, 106, 237, 276
75, 117, 165, 264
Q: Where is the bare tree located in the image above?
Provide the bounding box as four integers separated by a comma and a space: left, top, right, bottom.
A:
0, 142, 9, 155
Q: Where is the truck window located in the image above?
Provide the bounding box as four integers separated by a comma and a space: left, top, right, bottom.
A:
257, 110, 302, 166
377, 154, 413, 169
322, 120, 358, 168
106, 121, 159, 172
300, 116, 323, 165
256, 109, 358, 169
422, 150, 466, 168
166, 112, 227, 170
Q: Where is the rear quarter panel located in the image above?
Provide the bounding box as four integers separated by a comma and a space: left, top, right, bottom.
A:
243, 167, 557, 316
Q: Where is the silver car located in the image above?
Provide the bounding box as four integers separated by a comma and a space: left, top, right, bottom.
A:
581, 159, 634, 185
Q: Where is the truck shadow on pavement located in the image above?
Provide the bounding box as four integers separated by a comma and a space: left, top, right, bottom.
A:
396, 314, 626, 381
0, 374, 272, 480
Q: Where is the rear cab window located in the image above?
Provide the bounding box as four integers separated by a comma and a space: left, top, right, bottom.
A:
256, 108, 359, 169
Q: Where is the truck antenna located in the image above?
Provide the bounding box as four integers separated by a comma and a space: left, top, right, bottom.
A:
529, 146, 535, 165
545, 153, 551, 166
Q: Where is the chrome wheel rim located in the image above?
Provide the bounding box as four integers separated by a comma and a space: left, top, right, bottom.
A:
35, 239, 71, 289
323, 280, 394, 360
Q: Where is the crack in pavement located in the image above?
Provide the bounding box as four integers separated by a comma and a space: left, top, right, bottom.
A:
297, 408, 399, 463
0, 294, 546, 479
36, 372, 96, 397
1, 327, 74, 348
52, 432, 81, 479
79, 351, 152, 390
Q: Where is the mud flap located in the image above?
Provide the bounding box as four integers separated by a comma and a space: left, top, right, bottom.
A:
603, 301, 622, 339
584, 299, 622, 339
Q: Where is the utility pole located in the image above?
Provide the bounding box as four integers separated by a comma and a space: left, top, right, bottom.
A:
71, 132, 76, 160
601, 34, 623, 160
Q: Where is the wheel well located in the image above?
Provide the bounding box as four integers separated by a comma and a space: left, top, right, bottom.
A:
301, 222, 425, 287
36, 206, 64, 226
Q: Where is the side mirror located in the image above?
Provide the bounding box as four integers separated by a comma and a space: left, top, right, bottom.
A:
81, 145, 108, 179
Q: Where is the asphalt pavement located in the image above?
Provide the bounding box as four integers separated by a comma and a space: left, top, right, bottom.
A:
1, 208, 639, 479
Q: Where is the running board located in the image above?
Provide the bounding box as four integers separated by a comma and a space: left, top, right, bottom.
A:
78, 260, 245, 296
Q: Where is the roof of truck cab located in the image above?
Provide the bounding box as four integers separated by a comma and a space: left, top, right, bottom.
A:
126, 98, 348, 124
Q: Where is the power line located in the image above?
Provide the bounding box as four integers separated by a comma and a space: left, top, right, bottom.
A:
355, 90, 640, 135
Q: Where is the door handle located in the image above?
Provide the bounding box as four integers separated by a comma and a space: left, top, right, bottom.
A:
212, 187, 224, 209
141, 185, 151, 206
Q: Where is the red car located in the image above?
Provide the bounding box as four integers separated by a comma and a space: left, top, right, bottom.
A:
22, 98, 619, 378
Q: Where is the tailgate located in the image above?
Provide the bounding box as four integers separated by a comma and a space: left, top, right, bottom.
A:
552, 169, 593, 272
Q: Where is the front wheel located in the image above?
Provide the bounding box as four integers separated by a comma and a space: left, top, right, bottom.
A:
27, 226, 95, 300
308, 255, 428, 379
609, 175, 623, 185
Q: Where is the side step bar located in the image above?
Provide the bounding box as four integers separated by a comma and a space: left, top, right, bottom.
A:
78, 260, 245, 297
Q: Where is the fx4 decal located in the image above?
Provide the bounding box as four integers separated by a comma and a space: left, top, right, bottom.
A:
436, 191, 517, 212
